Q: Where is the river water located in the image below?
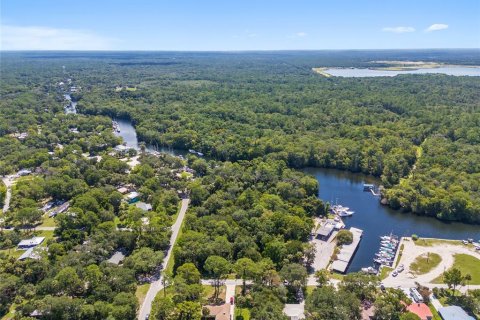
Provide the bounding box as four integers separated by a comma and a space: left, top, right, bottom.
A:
324, 66, 480, 77
113, 118, 189, 157
303, 168, 479, 272
115, 119, 479, 272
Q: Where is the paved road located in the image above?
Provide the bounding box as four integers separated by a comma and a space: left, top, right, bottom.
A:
430, 294, 442, 311
138, 198, 190, 320
310, 231, 337, 271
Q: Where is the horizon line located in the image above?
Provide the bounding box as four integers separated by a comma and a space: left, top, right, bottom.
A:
1, 48, 480, 53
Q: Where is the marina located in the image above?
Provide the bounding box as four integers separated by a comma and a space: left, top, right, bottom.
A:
331, 227, 363, 273
373, 234, 399, 267
303, 167, 480, 273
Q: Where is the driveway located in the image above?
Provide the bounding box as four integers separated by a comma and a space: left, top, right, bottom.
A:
2, 175, 16, 213
138, 198, 190, 319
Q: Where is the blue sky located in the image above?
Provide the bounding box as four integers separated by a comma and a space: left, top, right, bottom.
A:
1, 0, 479, 50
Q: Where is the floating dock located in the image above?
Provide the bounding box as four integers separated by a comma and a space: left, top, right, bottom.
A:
331, 227, 363, 273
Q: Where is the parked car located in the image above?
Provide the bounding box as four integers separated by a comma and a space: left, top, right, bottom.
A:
392, 271, 398, 277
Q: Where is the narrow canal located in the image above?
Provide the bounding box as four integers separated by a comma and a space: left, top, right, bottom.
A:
304, 168, 480, 272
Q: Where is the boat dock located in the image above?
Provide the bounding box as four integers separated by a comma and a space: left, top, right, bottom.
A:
331, 227, 363, 273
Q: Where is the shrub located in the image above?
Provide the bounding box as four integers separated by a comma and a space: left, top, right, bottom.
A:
336, 230, 353, 246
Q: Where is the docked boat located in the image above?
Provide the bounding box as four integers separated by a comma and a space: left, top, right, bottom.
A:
197, 152, 204, 157
361, 266, 378, 275
332, 205, 354, 217
189, 149, 196, 154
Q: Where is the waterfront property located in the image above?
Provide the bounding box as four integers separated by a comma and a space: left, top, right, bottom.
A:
303, 167, 480, 272
331, 227, 363, 273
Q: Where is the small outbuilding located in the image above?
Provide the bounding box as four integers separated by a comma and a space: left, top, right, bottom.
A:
106, 251, 126, 265
283, 303, 305, 320
135, 202, 152, 211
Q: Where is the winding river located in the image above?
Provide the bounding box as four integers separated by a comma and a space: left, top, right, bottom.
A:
113, 118, 189, 157
115, 119, 479, 273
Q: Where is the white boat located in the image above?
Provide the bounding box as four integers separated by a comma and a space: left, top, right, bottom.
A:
338, 211, 354, 217
361, 267, 377, 275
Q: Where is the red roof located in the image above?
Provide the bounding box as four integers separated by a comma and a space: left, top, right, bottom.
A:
406, 303, 433, 320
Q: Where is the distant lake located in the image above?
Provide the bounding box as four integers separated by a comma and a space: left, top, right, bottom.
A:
324, 66, 480, 77
303, 168, 480, 272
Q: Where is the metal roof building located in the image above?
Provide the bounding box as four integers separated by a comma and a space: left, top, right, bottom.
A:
438, 306, 475, 320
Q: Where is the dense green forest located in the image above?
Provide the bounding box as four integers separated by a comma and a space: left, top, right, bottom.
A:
10, 50, 475, 223
1, 51, 480, 320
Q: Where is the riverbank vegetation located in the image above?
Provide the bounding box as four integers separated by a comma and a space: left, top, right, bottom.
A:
1, 50, 480, 319
17, 50, 475, 224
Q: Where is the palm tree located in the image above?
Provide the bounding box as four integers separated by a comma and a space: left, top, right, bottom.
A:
464, 274, 472, 292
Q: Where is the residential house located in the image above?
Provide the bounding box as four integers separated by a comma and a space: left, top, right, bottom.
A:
135, 202, 152, 211
202, 304, 231, 320
406, 303, 433, 320
438, 306, 475, 320
17, 237, 45, 249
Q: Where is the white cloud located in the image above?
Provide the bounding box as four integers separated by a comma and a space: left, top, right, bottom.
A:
296, 32, 307, 37
382, 26, 415, 34
425, 24, 448, 32
0, 25, 117, 50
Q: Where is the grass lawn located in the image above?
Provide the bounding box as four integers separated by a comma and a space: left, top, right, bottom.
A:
432, 254, 480, 284
410, 252, 441, 275
379, 267, 393, 280
414, 238, 465, 247
35, 230, 55, 240
234, 308, 251, 320
39, 215, 56, 228
428, 303, 442, 320
135, 283, 150, 306
306, 286, 316, 296
203, 285, 226, 302
329, 272, 345, 281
